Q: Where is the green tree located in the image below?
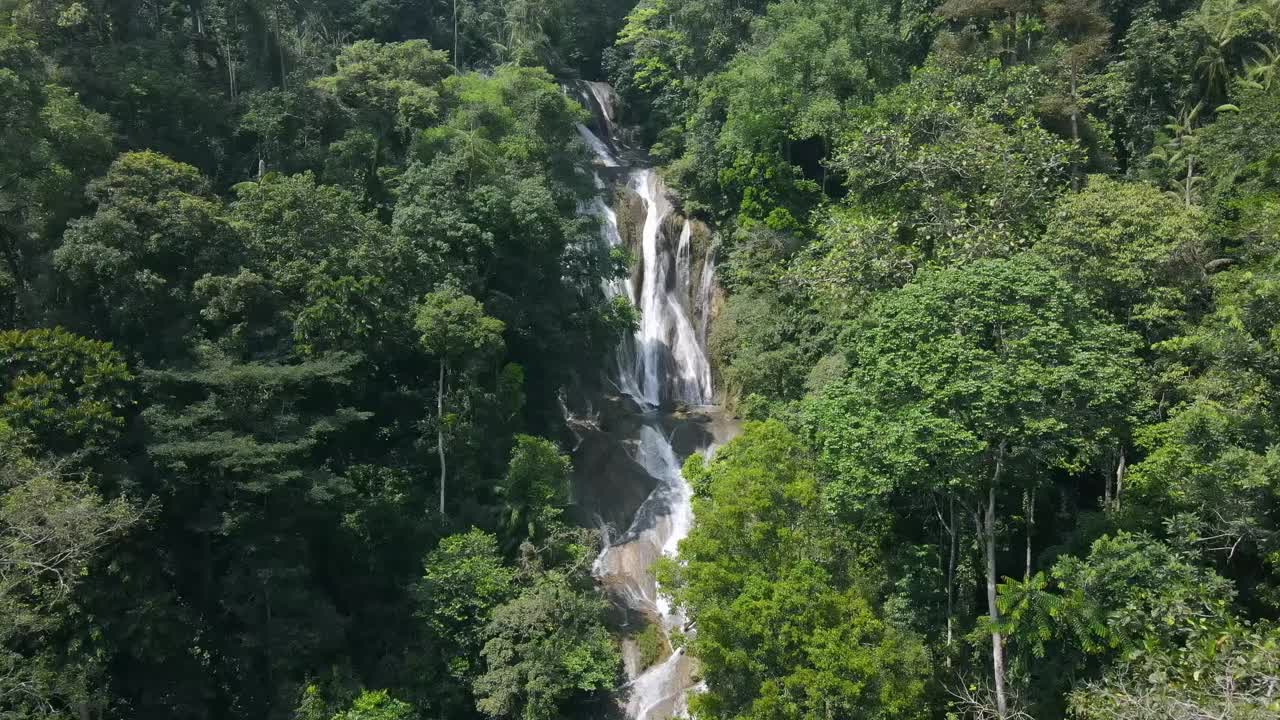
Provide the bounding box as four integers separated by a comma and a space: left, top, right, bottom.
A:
0, 444, 140, 719
999, 533, 1234, 713
416, 529, 515, 680
1036, 175, 1211, 342
331, 690, 417, 720
226, 172, 410, 357
832, 59, 1079, 264
311, 40, 453, 202
53, 152, 237, 363
497, 436, 571, 549
0, 328, 131, 459
679, 0, 905, 222
1043, 0, 1113, 185
415, 287, 505, 515
805, 255, 1140, 716
0, 28, 113, 326
1127, 257, 1280, 594
672, 420, 931, 720
472, 573, 619, 720
1069, 620, 1280, 719
142, 351, 366, 715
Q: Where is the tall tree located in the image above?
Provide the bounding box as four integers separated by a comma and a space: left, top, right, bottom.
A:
1043, 0, 1113, 186
806, 254, 1140, 716
415, 287, 505, 515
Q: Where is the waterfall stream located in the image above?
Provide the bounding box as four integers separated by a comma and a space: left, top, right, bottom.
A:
567, 82, 733, 720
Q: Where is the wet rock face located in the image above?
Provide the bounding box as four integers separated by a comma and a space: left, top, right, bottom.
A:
566, 394, 655, 533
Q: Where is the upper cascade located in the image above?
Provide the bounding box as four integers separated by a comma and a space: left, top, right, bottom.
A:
571, 81, 716, 409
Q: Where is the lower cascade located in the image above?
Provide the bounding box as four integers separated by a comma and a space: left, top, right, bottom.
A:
566, 82, 736, 720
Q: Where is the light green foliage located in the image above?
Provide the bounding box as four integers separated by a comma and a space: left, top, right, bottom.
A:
473, 574, 619, 720
498, 436, 570, 547
677, 421, 829, 591
0, 328, 131, 456
1196, 84, 1280, 250
680, 0, 905, 224
1069, 621, 1280, 719
415, 287, 505, 364
807, 254, 1140, 512
674, 421, 929, 720
833, 61, 1079, 263
1129, 258, 1280, 578
709, 289, 815, 403
790, 209, 914, 311
999, 532, 1234, 712
417, 529, 516, 676
1035, 533, 1232, 656
313, 40, 451, 142
330, 690, 417, 720
0, 447, 139, 626
0, 445, 139, 718
695, 565, 930, 720
1036, 175, 1212, 339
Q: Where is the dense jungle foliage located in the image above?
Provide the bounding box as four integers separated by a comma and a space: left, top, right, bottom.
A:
3, 0, 1280, 717
622, 0, 1280, 718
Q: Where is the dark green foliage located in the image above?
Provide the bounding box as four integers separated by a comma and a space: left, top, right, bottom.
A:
7, 0, 1280, 717
3, 1, 630, 711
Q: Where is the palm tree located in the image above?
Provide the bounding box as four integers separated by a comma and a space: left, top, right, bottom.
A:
1194, 0, 1242, 102
1246, 42, 1280, 90
1147, 103, 1204, 207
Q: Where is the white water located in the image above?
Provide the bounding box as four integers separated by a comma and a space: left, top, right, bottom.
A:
630, 171, 713, 408
573, 82, 721, 720
696, 250, 717, 350
577, 123, 620, 167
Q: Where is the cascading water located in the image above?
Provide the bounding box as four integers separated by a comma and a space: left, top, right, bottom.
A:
566, 81, 733, 720
631, 171, 714, 408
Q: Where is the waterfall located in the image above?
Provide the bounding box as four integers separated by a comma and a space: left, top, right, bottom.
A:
630, 171, 713, 408
577, 123, 620, 167
570, 81, 730, 720
593, 194, 643, 400
696, 252, 717, 350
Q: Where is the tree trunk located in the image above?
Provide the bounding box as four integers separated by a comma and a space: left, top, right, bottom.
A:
980, 445, 1009, 718
1115, 447, 1126, 510
264, 579, 274, 691
1103, 456, 1112, 508
1185, 155, 1195, 206
275, 14, 287, 90
437, 360, 448, 516
946, 493, 957, 665
1070, 65, 1081, 191
1023, 487, 1035, 581
453, 0, 460, 68
225, 43, 237, 100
